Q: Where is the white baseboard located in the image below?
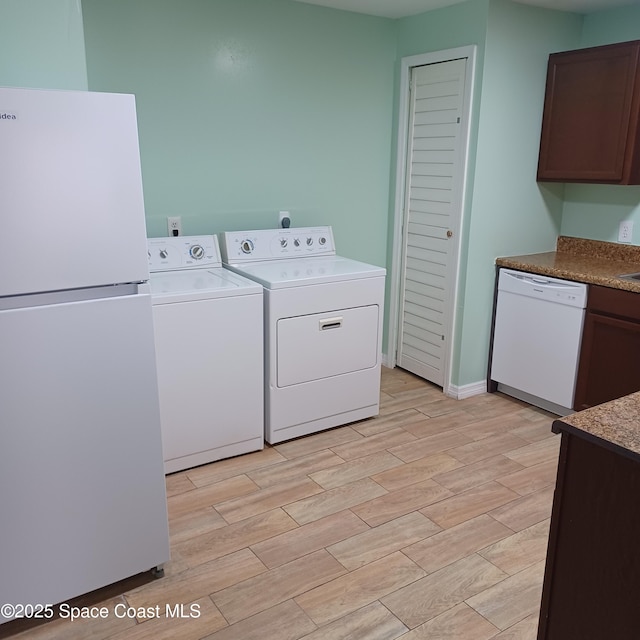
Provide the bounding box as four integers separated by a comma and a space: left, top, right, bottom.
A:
445, 380, 487, 400
381, 359, 486, 400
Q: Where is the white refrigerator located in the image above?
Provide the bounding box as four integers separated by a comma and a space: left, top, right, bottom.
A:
0, 87, 170, 621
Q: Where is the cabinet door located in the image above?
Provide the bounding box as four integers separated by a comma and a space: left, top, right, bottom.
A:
574, 311, 640, 409
537, 40, 640, 184
537, 433, 640, 639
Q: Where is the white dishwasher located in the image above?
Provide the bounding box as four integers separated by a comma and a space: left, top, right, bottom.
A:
490, 268, 587, 415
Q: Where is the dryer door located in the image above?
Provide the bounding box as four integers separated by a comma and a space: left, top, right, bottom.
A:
277, 305, 379, 387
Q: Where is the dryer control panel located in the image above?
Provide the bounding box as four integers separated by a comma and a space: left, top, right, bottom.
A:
220, 226, 335, 263
148, 235, 221, 272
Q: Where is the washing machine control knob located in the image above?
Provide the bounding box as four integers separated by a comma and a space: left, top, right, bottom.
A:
306, 237, 313, 246
294, 238, 300, 247
159, 249, 169, 259
319, 236, 326, 245
280, 238, 288, 248
240, 239, 254, 254
190, 244, 205, 260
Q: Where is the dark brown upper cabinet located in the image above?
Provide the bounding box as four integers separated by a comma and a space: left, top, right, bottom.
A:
537, 40, 640, 184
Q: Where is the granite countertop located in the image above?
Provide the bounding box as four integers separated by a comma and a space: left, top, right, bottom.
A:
496, 236, 640, 293
553, 392, 640, 461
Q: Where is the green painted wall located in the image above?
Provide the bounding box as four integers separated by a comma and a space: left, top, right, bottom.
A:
397, 0, 490, 57
394, 1, 639, 387
560, 4, 640, 245
580, 3, 640, 46
456, 0, 581, 386
0, 0, 87, 89
81, 0, 396, 270
4, 0, 638, 390
395, 1, 489, 255
394, 0, 581, 387
395, 0, 489, 386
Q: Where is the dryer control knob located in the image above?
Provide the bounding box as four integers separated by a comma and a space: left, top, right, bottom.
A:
319, 236, 326, 245
159, 249, 169, 259
306, 237, 313, 246
240, 239, 254, 254
294, 238, 300, 247
280, 238, 288, 248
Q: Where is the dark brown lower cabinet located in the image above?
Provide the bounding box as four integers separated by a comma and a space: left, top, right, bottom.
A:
537, 426, 640, 639
574, 285, 640, 410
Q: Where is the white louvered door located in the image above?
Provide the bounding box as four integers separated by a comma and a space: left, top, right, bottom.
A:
397, 58, 467, 387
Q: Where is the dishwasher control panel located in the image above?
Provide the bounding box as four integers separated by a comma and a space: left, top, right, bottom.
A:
498, 269, 588, 308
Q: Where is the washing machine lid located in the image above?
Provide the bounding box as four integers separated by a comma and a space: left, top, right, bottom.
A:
150, 267, 262, 303
226, 256, 385, 289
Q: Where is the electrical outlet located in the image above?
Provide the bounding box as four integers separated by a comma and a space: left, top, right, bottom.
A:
618, 220, 633, 243
167, 216, 182, 237
279, 211, 291, 228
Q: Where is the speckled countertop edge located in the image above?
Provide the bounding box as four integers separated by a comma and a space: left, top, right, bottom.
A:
554, 392, 640, 461
495, 236, 640, 293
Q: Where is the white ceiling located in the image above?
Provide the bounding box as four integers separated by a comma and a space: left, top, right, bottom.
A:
291, 0, 638, 19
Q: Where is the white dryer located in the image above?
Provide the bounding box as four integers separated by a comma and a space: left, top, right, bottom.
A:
220, 226, 385, 444
148, 235, 263, 473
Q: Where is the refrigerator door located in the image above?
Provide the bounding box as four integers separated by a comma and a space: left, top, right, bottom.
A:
0, 88, 150, 296
0, 291, 170, 611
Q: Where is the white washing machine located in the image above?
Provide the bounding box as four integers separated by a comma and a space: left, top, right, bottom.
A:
148, 235, 264, 473
220, 226, 385, 444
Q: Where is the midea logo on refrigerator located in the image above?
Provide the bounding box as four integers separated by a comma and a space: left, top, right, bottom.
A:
0, 112, 18, 120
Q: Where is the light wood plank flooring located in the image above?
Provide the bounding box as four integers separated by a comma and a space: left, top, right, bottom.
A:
4, 367, 559, 640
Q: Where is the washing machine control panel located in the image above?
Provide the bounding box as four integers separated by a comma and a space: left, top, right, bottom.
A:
147, 235, 222, 272
221, 226, 335, 263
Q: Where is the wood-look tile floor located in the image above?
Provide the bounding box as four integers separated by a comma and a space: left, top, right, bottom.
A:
5, 367, 560, 640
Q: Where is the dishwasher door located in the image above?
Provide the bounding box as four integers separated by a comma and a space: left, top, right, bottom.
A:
490, 268, 587, 415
